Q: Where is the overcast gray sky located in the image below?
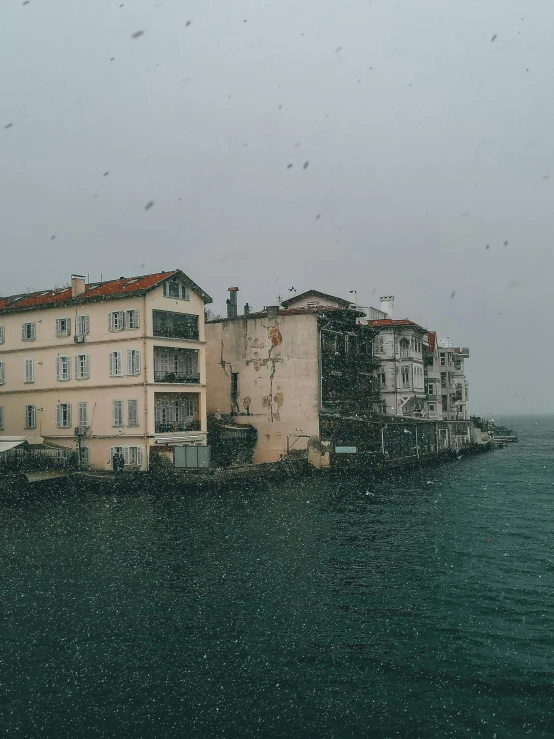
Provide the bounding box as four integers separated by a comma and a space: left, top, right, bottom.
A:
1, 0, 552, 415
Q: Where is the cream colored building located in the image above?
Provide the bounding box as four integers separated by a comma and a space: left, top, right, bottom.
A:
206, 289, 380, 466
0, 271, 211, 470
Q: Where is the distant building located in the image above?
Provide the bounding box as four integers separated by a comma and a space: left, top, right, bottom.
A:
205, 289, 380, 466
0, 271, 211, 470
424, 331, 443, 420
437, 338, 470, 420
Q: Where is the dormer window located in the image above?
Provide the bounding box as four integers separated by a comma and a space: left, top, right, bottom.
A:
163, 281, 189, 300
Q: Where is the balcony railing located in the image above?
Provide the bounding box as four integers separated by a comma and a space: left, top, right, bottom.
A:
153, 371, 200, 384
155, 421, 201, 433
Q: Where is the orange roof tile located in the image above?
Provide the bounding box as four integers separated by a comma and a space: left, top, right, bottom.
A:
0, 270, 212, 315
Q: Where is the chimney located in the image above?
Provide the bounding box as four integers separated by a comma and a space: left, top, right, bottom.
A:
244, 303, 250, 317
266, 305, 279, 319
227, 287, 239, 319
71, 275, 86, 298
380, 295, 394, 319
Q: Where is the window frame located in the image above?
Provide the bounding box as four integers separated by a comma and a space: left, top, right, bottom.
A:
55, 317, 71, 338
0, 325, 4, 344
25, 404, 36, 429
127, 400, 139, 427
109, 350, 123, 377
112, 400, 124, 427
77, 401, 88, 428
75, 354, 90, 380
56, 403, 72, 428
56, 355, 71, 381
76, 315, 90, 336
126, 349, 141, 376
24, 358, 34, 383
21, 322, 36, 342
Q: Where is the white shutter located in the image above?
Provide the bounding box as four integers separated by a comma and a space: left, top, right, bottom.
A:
0, 362, 4, 385
83, 316, 90, 334
25, 358, 33, 383
66, 318, 71, 336
56, 356, 61, 381
84, 354, 90, 379
0, 407, 3, 430
133, 310, 139, 328
30, 323, 35, 340
123, 448, 130, 465
55, 318, 61, 337
109, 352, 115, 376
76, 316, 82, 335
56, 403, 62, 427
78, 402, 88, 427
108, 313, 114, 332
75, 355, 79, 378
136, 447, 143, 467
21, 324, 26, 340
127, 350, 133, 376
0, 325, 4, 344
28, 405, 35, 429
128, 400, 138, 426
66, 404, 72, 427
112, 400, 123, 427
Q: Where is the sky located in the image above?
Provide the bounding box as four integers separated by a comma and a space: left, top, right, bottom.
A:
1, 0, 553, 415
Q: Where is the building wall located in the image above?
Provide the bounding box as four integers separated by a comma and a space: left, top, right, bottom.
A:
0, 281, 207, 470
283, 295, 346, 310
373, 327, 426, 416
206, 313, 320, 463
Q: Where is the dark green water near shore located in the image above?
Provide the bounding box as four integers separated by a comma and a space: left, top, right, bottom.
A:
1, 417, 553, 738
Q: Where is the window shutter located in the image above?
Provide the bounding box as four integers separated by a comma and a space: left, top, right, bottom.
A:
115, 351, 122, 376
0, 325, 5, 343
110, 447, 115, 464
25, 359, 33, 383
55, 318, 61, 337
83, 316, 90, 334
78, 402, 87, 427
108, 312, 115, 331
75, 355, 79, 378
21, 324, 26, 340
0, 407, 3, 430
84, 355, 90, 379
66, 318, 71, 335
0, 362, 4, 384
30, 323, 35, 340
56, 403, 62, 428
76, 316, 81, 335
66, 404, 72, 427
128, 400, 138, 426
133, 310, 139, 328
136, 448, 143, 467
123, 448, 130, 466
56, 357, 62, 381
109, 352, 115, 376
29, 406, 35, 429
127, 350, 133, 376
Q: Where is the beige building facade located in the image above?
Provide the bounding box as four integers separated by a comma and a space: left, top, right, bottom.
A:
0, 271, 211, 470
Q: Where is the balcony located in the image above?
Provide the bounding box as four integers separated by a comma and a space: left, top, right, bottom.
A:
155, 420, 201, 433
154, 371, 200, 384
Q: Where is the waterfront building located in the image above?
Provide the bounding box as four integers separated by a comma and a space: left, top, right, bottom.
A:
205, 288, 381, 466
436, 338, 470, 420
0, 271, 211, 470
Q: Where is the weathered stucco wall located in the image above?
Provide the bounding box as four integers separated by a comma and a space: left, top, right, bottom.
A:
206, 313, 321, 463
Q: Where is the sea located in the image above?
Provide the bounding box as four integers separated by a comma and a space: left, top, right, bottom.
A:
1, 416, 553, 738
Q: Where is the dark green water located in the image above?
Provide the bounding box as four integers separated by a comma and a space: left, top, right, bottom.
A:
1, 417, 553, 738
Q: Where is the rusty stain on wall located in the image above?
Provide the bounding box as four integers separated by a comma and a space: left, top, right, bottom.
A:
268, 322, 282, 347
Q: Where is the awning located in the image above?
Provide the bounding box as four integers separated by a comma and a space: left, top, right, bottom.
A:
0, 435, 44, 453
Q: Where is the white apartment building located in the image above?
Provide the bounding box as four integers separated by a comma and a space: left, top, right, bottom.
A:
437, 338, 470, 420
0, 271, 211, 470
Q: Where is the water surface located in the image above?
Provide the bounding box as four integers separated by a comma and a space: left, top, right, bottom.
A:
1, 416, 553, 737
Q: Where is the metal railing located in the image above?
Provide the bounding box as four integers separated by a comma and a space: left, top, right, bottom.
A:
155, 421, 201, 433
153, 371, 200, 384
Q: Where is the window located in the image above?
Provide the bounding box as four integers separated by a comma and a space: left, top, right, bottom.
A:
22, 322, 35, 341
163, 281, 189, 300
401, 366, 410, 388
56, 355, 71, 381
441, 372, 447, 388
0, 361, 4, 385
126, 349, 141, 376
75, 354, 90, 379
55, 317, 71, 337
56, 403, 72, 428
24, 358, 34, 383
427, 383, 435, 395
125, 310, 140, 329
0, 407, 3, 430
112, 400, 124, 427
109, 351, 123, 377
442, 396, 448, 412
440, 353, 446, 366
374, 337, 385, 354
152, 310, 199, 340
79, 447, 90, 466
379, 372, 386, 388
128, 400, 139, 427
25, 405, 36, 429
0, 325, 4, 344
399, 338, 410, 358
110, 446, 143, 467
231, 372, 239, 401
76, 315, 90, 335
77, 401, 88, 428
429, 403, 436, 412
108, 311, 125, 332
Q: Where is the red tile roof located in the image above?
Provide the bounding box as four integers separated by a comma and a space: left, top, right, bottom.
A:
0, 270, 212, 315
247, 306, 356, 319
366, 318, 428, 331
426, 331, 437, 353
